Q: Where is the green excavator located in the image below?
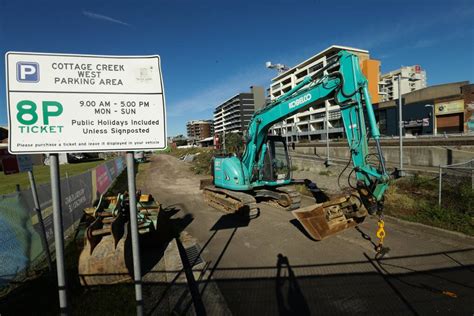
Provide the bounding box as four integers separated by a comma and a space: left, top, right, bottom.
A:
202, 50, 391, 240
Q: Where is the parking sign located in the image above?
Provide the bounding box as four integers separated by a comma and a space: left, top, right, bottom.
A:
6, 52, 167, 154
17, 62, 40, 82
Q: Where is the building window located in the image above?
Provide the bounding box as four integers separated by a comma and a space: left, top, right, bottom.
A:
309, 62, 323, 73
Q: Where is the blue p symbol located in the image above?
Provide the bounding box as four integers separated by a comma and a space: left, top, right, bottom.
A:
17, 62, 39, 83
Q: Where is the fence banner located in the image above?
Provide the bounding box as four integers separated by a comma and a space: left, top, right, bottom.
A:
0, 193, 43, 286
115, 157, 125, 173
106, 160, 118, 180
95, 164, 112, 196
61, 172, 94, 232
0, 157, 125, 289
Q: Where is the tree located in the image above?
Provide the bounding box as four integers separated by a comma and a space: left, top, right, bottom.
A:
223, 132, 244, 154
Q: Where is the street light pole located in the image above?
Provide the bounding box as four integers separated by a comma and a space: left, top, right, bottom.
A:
397, 74, 404, 176
425, 104, 436, 136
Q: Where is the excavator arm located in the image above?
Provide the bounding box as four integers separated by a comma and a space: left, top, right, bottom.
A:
242, 50, 389, 214
205, 50, 390, 241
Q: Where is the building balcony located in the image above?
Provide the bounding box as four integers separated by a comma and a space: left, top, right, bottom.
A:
281, 127, 344, 137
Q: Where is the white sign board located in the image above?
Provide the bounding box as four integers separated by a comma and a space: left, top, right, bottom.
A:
6, 52, 167, 153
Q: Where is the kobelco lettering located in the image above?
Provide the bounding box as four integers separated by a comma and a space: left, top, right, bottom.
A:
289, 93, 312, 109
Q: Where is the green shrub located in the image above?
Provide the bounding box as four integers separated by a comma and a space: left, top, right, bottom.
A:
318, 170, 332, 176
190, 150, 214, 175
385, 175, 474, 236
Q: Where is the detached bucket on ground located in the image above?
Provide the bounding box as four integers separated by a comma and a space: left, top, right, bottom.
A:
292, 194, 367, 240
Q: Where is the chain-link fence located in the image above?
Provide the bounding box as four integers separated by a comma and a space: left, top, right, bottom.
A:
438, 159, 473, 214
0, 157, 125, 294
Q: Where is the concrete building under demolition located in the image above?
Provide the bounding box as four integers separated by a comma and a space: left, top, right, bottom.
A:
186, 120, 214, 142
213, 86, 265, 135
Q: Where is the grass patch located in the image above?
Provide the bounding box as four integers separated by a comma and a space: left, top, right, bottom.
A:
165, 147, 214, 175
385, 175, 474, 236
318, 170, 332, 176
0, 160, 106, 195
106, 160, 152, 195
165, 147, 207, 158
189, 151, 214, 175
294, 184, 313, 197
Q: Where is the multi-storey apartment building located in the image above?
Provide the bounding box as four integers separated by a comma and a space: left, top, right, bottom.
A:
214, 86, 265, 135
379, 65, 427, 102
269, 45, 380, 142
186, 120, 214, 142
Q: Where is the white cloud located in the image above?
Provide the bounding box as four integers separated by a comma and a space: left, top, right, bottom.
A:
346, 5, 474, 53
82, 10, 130, 27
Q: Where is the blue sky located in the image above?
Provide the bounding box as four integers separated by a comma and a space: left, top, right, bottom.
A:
1, 0, 473, 136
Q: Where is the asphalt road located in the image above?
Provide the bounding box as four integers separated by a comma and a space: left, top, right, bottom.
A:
139, 154, 474, 316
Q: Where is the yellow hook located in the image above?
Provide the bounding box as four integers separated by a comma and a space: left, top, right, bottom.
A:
375, 218, 390, 258
376, 220, 385, 239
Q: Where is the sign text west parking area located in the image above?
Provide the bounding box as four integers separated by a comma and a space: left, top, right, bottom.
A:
6, 52, 167, 153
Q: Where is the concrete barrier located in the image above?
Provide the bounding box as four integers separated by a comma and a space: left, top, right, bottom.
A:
292, 145, 474, 168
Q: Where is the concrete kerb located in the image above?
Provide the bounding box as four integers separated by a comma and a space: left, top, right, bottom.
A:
383, 215, 474, 241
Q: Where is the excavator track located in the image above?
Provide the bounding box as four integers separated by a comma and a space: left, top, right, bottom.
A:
256, 185, 301, 210
274, 186, 301, 210
203, 186, 259, 218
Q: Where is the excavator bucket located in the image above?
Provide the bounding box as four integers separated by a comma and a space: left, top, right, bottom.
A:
79, 222, 132, 286
78, 192, 161, 286
292, 194, 367, 240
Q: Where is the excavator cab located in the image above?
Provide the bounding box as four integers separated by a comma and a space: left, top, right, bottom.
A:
261, 135, 291, 182
260, 136, 368, 241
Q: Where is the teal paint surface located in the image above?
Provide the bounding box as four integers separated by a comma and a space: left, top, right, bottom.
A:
215, 51, 389, 200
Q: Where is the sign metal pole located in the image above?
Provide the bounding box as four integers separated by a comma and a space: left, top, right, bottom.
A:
50, 153, 68, 315
28, 170, 53, 271
438, 165, 443, 206
126, 152, 143, 316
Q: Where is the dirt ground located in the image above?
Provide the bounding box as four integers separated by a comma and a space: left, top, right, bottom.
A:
134, 154, 474, 315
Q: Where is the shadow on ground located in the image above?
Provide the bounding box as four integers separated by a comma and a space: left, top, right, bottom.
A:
2, 205, 473, 315
0, 204, 194, 316
140, 210, 474, 316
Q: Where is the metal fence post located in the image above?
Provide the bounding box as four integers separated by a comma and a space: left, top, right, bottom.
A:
438, 165, 442, 207
471, 168, 474, 191
325, 101, 330, 164
28, 170, 53, 272
126, 152, 143, 316
50, 154, 68, 315
64, 172, 76, 229
398, 74, 404, 177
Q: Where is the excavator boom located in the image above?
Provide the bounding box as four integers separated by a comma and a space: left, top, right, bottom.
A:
202, 50, 390, 239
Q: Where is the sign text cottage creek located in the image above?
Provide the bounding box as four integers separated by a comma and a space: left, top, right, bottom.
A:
6, 52, 167, 153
